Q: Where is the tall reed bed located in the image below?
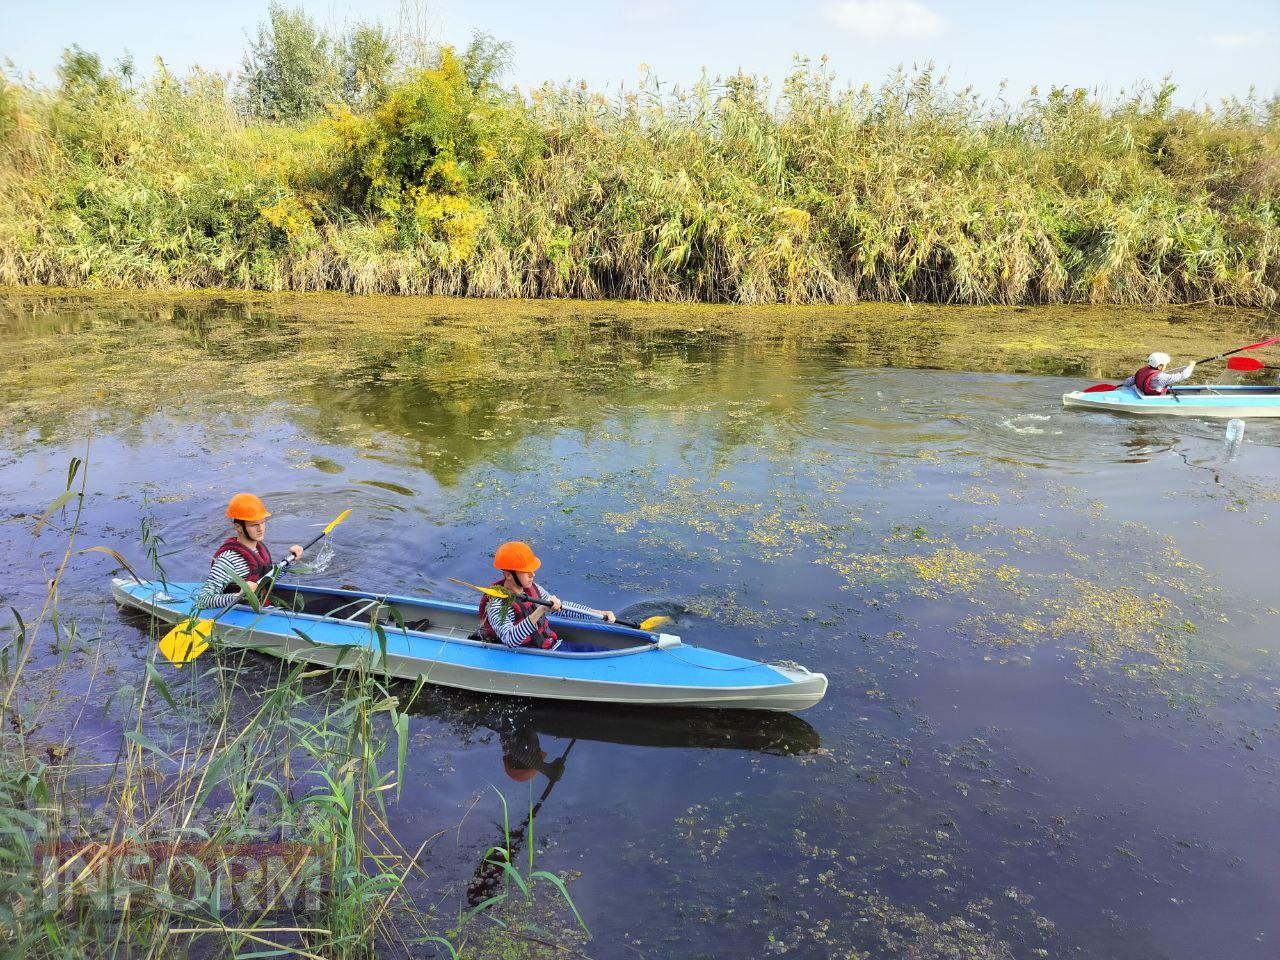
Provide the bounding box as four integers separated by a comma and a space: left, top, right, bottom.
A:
0, 456, 583, 958
1, 52, 1277, 304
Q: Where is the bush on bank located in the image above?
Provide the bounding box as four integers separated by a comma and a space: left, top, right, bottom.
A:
1, 28, 1277, 304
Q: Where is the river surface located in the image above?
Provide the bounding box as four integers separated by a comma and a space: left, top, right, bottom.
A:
2, 292, 1279, 959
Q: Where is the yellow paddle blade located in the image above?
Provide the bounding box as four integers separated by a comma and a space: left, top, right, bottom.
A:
322, 509, 353, 536
158, 619, 213, 667
637, 615, 673, 631
448, 577, 511, 600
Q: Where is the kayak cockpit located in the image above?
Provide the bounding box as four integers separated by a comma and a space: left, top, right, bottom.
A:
266, 584, 661, 654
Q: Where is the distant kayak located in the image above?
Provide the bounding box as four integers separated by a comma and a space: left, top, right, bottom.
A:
113, 579, 827, 712
1063, 384, 1280, 418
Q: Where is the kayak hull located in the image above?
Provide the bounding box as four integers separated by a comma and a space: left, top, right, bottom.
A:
112, 579, 827, 712
1063, 384, 1280, 418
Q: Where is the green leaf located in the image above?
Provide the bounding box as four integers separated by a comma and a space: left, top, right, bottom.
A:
395, 712, 409, 797
459, 895, 506, 928
124, 729, 172, 764
226, 571, 262, 613
532, 869, 589, 932
33, 490, 79, 532
490, 856, 528, 897
197, 745, 238, 806
146, 662, 177, 710
423, 937, 460, 959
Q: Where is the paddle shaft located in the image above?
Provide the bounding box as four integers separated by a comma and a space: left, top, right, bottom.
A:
1194, 335, 1279, 366
510, 591, 649, 630
532, 739, 577, 814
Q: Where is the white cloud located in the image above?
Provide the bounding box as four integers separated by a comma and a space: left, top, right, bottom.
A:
1212, 29, 1272, 49
825, 0, 945, 40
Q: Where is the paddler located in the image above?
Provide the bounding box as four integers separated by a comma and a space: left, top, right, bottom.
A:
192, 493, 303, 611
478, 541, 615, 651
1123, 351, 1196, 396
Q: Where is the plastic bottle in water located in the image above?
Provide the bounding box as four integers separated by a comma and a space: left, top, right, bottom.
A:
1224, 418, 1245, 460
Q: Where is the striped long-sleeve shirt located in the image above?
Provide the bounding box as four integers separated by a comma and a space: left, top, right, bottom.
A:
484, 583, 597, 650
192, 549, 254, 611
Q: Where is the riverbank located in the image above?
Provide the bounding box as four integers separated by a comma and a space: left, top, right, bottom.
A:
2, 47, 1277, 306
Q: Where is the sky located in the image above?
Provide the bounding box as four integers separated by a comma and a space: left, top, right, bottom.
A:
2, 0, 1278, 106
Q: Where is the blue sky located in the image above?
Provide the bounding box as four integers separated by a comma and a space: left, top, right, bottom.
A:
3, 1, 1278, 106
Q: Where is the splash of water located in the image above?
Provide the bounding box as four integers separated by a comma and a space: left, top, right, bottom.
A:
297, 538, 336, 575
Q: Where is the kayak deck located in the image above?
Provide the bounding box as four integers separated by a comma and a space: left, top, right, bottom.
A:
112, 579, 827, 712
1063, 384, 1280, 418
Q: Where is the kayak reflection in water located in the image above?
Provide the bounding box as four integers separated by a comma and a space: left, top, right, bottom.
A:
1123, 350, 1196, 396
469, 710, 575, 907
476, 541, 615, 652
192, 493, 303, 611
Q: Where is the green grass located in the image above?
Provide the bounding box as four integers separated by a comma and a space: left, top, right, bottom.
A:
1, 48, 1277, 305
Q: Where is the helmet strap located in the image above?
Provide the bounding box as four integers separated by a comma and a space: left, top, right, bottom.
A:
234, 519, 261, 544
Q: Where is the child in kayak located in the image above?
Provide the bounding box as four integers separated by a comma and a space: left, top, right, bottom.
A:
192, 493, 303, 611
478, 541, 616, 651
1123, 352, 1196, 396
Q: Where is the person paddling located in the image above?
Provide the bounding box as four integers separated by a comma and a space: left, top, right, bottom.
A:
1123, 351, 1196, 396
192, 493, 303, 611
478, 541, 615, 652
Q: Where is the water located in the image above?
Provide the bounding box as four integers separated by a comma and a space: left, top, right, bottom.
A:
2, 292, 1279, 958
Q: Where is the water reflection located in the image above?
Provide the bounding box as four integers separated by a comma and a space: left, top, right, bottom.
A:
406, 689, 822, 757
407, 691, 821, 908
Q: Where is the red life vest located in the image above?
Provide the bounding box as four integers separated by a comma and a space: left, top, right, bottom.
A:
214, 537, 273, 590
1133, 365, 1166, 396
478, 580, 559, 650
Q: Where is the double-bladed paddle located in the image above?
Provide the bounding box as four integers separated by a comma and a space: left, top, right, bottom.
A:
448, 578, 672, 632
1079, 334, 1280, 392
157, 509, 353, 667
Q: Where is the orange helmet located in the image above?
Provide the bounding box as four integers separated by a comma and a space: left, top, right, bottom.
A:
226, 493, 271, 523
502, 750, 546, 782
493, 541, 540, 573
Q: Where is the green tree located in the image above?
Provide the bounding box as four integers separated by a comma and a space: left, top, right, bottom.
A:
342, 22, 398, 111
239, 1, 340, 120
460, 31, 512, 94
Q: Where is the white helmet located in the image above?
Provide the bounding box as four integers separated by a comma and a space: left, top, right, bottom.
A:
1147, 351, 1171, 368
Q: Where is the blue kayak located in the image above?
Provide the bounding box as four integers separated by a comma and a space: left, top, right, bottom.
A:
112, 579, 827, 712
1063, 384, 1280, 418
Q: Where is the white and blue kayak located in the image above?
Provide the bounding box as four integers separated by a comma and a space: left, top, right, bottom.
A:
1063, 384, 1280, 418
112, 579, 827, 712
